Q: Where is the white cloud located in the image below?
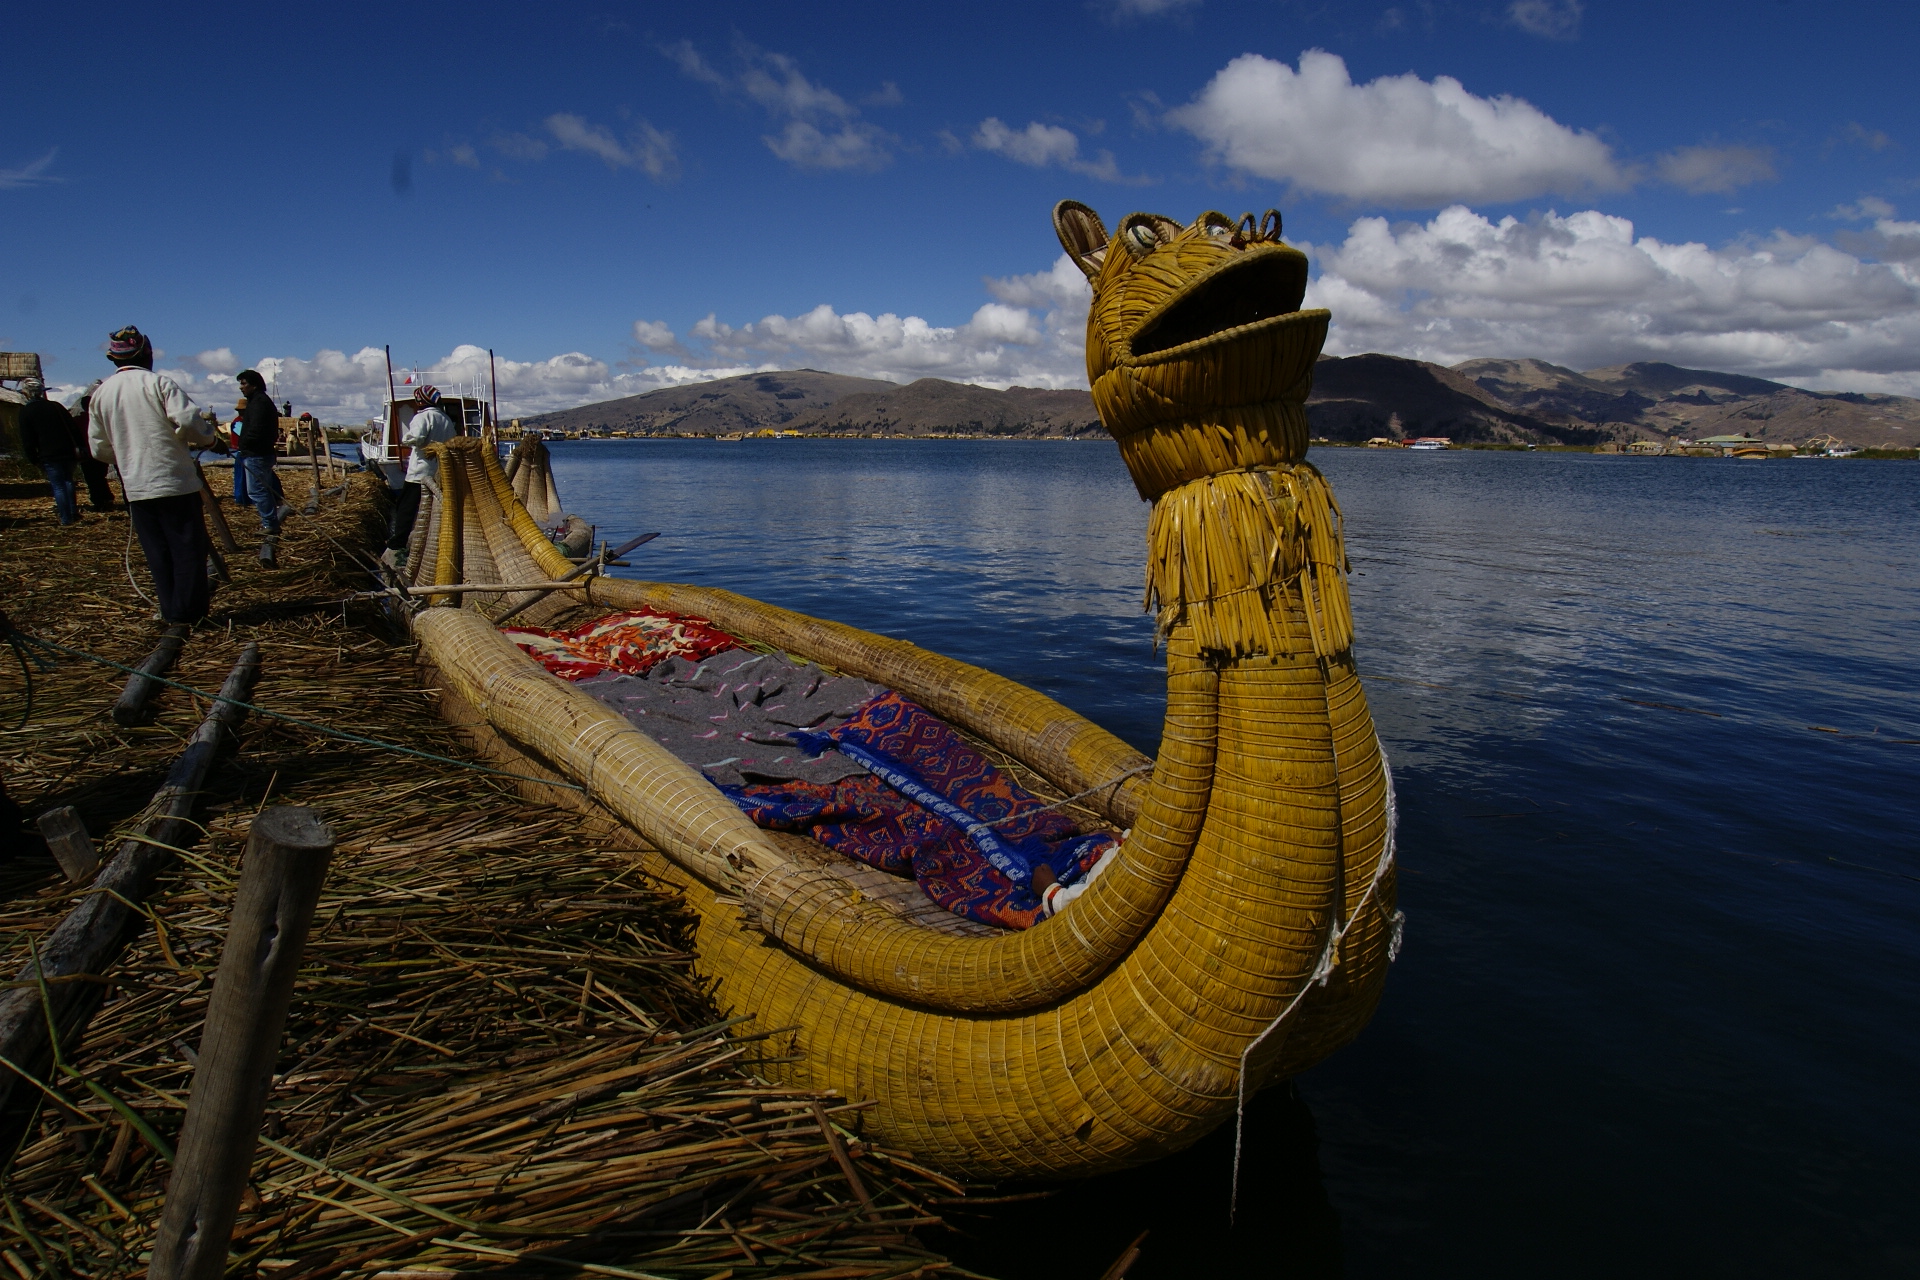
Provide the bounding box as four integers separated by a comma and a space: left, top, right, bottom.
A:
1304, 204, 1920, 392
632, 320, 678, 350
491, 132, 550, 162
1657, 144, 1776, 195
1830, 196, 1896, 221
1836, 217, 1920, 265
449, 143, 480, 169
1506, 0, 1583, 39
120, 256, 1094, 421
667, 40, 895, 171
1168, 50, 1625, 206
1102, 0, 1202, 17
765, 121, 893, 172
545, 113, 678, 181
0, 148, 60, 190
683, 297, 1076, 388
972, 118, 1138, 183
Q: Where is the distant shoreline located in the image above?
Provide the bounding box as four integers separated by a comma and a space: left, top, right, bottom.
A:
537, 434, 1919, 459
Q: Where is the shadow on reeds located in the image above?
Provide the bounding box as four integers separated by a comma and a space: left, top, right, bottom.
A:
938, 1081, 1342, 1279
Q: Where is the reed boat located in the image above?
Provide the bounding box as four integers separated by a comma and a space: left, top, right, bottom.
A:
398, 201, 1401, 1182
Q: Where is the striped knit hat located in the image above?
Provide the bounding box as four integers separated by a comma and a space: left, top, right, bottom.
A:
107, 326, 151, 363
412, 384, 441, 406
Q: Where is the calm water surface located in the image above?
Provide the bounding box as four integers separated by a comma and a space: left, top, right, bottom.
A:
554, 440, 1920, 1279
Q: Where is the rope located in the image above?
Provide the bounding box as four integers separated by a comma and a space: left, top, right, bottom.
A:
112, 464, 158, 613
4, 628, 584, 793
1228, 743, 1405, 1222
978, 761, 1154, 830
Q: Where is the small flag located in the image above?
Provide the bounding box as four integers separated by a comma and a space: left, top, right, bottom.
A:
403, 374, 414, 385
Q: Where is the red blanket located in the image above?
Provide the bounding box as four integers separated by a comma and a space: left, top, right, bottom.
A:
503, 609, 738, 681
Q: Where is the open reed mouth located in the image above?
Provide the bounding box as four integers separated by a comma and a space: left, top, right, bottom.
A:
1130, 250, 1310, 359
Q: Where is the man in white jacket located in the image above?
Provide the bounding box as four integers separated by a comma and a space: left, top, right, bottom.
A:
384, 384, 457, 568
87, 326, 226, 623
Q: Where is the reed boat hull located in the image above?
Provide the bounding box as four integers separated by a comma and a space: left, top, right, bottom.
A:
401, 438, 1396, 1182
403, 192, 1403, 1179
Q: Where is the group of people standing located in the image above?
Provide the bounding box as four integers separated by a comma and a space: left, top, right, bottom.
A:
14, 326, 294, 626
15, 376, 113, 524
14, 326, 457, 625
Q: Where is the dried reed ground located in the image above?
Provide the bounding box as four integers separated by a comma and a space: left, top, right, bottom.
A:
0, 471, 969, 1278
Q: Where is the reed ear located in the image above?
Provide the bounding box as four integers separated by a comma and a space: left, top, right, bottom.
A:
1053, 200, 1110, 280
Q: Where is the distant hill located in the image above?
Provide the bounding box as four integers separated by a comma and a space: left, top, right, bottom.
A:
524, 357, 1919, 449
1451, 358, 1920, 448
524, 370, 887, 437
1306, 354, 1604, 446
783, 379, 1103, 437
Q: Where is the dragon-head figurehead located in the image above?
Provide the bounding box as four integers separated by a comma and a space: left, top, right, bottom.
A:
1055, 201, 1330, 501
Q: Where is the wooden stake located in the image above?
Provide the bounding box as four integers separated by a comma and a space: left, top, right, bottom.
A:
111, 623, 190, 727
34, 807, 98, 884
303, 422, 324, 517
194, 464, 240, 556
148, 806, 334, 1280
0, 645, 261, 1166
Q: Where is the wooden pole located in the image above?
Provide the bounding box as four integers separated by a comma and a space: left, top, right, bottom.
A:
194, 463, 240, 556
302, 421, 324, 516
490, 532, 657, 626
0, 645, 261, 1166
111, 622, 191, 727
148, 807, 334, 1280
34, 806, 98, 884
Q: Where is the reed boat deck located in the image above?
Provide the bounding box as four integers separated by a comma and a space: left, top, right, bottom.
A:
0, 474, 967, 1277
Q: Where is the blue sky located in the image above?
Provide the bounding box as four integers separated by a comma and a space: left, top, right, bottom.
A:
5, 0, 1917, 418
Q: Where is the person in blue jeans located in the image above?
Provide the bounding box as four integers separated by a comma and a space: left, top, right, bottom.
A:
233, 370, 289, 556
228, 399, 253, 508
16, 377, 80, 526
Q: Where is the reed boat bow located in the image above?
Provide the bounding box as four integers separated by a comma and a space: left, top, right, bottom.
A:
401, 202, 1399, 1181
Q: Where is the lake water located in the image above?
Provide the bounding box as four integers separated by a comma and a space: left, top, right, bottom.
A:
552, 439, 1920, 1279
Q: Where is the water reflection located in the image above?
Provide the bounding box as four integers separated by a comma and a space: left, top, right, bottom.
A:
552, 440, 1920, 1277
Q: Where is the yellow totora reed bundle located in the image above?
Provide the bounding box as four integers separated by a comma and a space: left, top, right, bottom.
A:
1055, 199, 1355, 662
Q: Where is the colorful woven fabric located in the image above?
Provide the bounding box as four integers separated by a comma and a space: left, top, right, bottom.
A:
503, 609, 738, 681
724, 692, 1119, 929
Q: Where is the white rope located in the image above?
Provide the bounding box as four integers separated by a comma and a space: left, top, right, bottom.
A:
113, 464, 159, 613
978, 761, 1154, 829
1229, 746, 1405, 1222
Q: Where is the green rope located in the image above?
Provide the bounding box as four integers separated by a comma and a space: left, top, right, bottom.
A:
6, 628, 584, 793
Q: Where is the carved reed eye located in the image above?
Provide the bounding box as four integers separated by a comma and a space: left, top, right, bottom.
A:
1125, 223, 1159, 255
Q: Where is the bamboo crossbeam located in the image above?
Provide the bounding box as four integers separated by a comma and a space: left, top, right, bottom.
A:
0, 644, 262, 1167
400, 580, 592, 597
111, 622, 190, 727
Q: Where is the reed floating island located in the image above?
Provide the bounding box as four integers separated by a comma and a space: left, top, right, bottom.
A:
400, 200, 1403, 1183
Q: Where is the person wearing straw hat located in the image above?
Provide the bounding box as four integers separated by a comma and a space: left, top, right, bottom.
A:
86, 326, 227, 624
383, 383, 455, 568
15, 376, 82, 527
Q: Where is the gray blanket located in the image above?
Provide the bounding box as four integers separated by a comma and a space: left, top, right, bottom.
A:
576, 648, 885, 787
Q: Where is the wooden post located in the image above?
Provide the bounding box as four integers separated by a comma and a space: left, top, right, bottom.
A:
35, 806, 98, 883
193, 463, 240, 556
148, 806, 333, 1280
0, 645, 261, 1166
112, 623, 191, 727
303, 421, 323, 516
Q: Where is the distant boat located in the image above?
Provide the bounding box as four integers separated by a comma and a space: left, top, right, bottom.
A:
1407, 436, 1450, 451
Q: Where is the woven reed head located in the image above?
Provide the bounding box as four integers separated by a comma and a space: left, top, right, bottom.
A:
1055, 201, 1332, 499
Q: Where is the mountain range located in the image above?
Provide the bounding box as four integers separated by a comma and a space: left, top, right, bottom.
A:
523, 359, 1920, 449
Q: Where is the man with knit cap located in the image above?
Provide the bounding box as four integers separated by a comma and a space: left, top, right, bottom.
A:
16, 377, 81, 526
87, 326, 227, 624
383, 383, 456, 568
